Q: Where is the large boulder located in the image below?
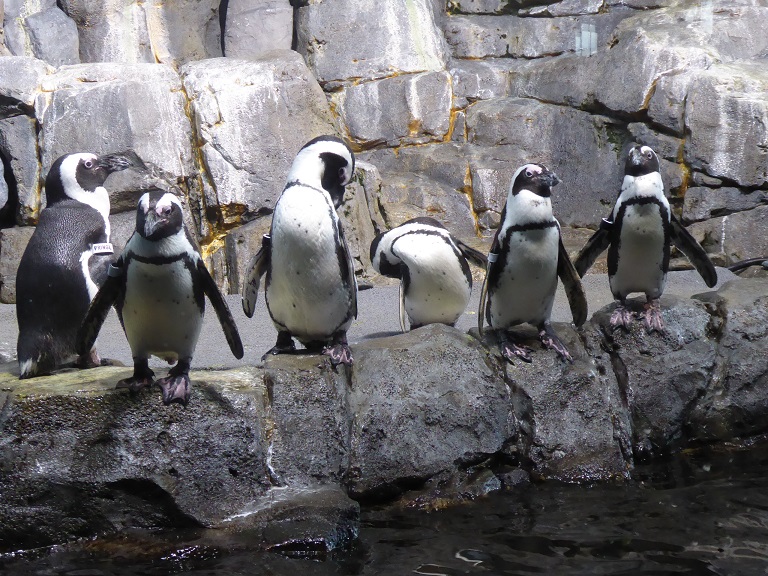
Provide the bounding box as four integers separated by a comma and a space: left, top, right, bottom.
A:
0, 56, 50, 117
224, 0, 293, 59
0, 114, 41, 224
180, 52, 336, 227
24, 6, 80, 66
294, 0, 447, 85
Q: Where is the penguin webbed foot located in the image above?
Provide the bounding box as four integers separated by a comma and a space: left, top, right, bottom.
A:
538, 323, 574, 363
643, 298, 664, 334
156, 373, 191, 406
610, 303, 634, 332
76, 349, 101, 370
261, 331, 297, 361
116, 359, 155, 392
323, 332, 353, 367
498, 332, 533, 364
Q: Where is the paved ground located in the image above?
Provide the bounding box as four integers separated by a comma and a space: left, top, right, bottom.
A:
0, 269, 736, 374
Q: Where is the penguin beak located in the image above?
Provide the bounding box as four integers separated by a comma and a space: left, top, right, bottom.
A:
541, 171, 560, 188
98, 150, 146, 174
143, 209, 167, 239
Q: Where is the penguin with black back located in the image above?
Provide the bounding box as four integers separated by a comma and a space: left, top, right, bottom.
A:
242, 135, 357, 366
370, 217, 487, 331
16, 151, 140, 378
478, 163, 587, 363
77, 190, 243, 405
574, 144, 717, 332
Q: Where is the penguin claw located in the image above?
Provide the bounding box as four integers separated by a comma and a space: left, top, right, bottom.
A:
323, 343, 354, 367
538, 328, 574, 363
643, 299, 664, 333
610, 305, 634, 331
116, 375, 154, 392
499, 340, 533, 364
156, 374, 191, 406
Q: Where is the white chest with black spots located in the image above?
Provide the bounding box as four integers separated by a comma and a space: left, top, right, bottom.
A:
267, 185, 353, 340
122, 259, 203, 362
489, 227, 559, 328
611, 202, 667, 299
393, 234, 470, 326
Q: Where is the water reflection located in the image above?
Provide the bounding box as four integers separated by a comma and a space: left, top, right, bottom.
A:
4, 445, 768, 575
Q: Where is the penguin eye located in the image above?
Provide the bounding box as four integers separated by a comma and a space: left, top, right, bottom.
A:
338, 167, 346, 180
645, 151, 653, 159
525, 170, 533, 178
84, 160, 94, 169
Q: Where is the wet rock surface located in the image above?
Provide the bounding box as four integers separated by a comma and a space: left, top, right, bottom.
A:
1, 277, 767, 550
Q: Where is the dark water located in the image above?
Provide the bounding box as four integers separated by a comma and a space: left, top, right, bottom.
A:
4, 446, 768, 575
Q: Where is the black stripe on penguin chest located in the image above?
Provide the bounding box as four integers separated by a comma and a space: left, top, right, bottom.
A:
124, 253, 205, 315
399, 230, 471, 294
488, 221, 557, 292
608, 197, 671, 277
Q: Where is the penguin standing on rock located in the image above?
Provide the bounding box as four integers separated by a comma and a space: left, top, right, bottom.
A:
478, 163, 587, 363
77, 190, 243, 405
242, 135, 357, 366
370, 217, 487, 331
16, 151, 140, 378
574, 145, 717, 332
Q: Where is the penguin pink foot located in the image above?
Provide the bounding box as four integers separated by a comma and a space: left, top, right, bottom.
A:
323, 333, 353, 367
499, 332, 533, 364
156, 359, 192, 406
116, 358, 155, 392
610, 304, 634, 331
538, 323, 574, 363
643, 298, 664, 333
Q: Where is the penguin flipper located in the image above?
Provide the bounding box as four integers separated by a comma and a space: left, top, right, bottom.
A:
453, 237, 488, 269
669, 214, 718, 288
339, 224, 358, 320
76, 261, 124, 357
573, 218, 612, 277
478, 206, 505, 336
398, 280, 408, 333
557, 233, 588, 327
241, 235, 271, 318
199, 259, 244, 359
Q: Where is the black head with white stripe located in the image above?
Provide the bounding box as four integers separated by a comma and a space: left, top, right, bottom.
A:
45, 151, 141, 206
287, 135, 355, 208
136, 190, 184, 241
625, 145, 660, 177
511, 163, 560, 198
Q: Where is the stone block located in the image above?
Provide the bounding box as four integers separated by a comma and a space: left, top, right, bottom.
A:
2, 0, 57, 56
334, 71, 452, 147
683, 187, 768, 224
0, 56, 50, 116
0, 114, 41, 224
24, 6, 79, 66
224, 0, 293, 58
295, 0, 447, 84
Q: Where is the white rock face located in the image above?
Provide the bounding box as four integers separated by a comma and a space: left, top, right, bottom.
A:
181, 52, 336, 225
224, 0, 293, 58
295, 0, 448, 84
2, 0, 57, 56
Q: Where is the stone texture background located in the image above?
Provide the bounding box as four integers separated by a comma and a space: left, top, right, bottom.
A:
1, 0, 767, 302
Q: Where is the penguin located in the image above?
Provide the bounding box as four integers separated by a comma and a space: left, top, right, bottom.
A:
478, 163, 587, 363
370, 217, 487, 331
574, 145, 717, 332
77, 190, 244, 405
242, 135, 357, 366
15, 151, 139, 378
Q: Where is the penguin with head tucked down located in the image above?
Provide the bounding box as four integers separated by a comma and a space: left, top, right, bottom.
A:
574, 144, 717, 332
370, 217, 487, 331
16, 151, 140, 378
478, 163, 587, 363
78, 190, 244, 405
242, 135, 357, 366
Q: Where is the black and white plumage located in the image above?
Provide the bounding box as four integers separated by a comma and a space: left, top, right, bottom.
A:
574, 145, 717, 332
16, 151, 138, 378
242, 135, 357, 366
370, 217, 487, 331
478, 163, 587, 363
78, 190, 243, 405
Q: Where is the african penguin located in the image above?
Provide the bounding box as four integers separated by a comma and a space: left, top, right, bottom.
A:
16, 151, 139, 378
370, 217, 487, 331
77, 190, 243, 405
574, 145, 717, 332
242, 135, 357, 366
478, 163, 587, 363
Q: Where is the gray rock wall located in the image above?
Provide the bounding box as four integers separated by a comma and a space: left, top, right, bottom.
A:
1, 0, 767, 303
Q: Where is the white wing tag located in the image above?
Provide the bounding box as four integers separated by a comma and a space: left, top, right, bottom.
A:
91, 242, 114, 255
